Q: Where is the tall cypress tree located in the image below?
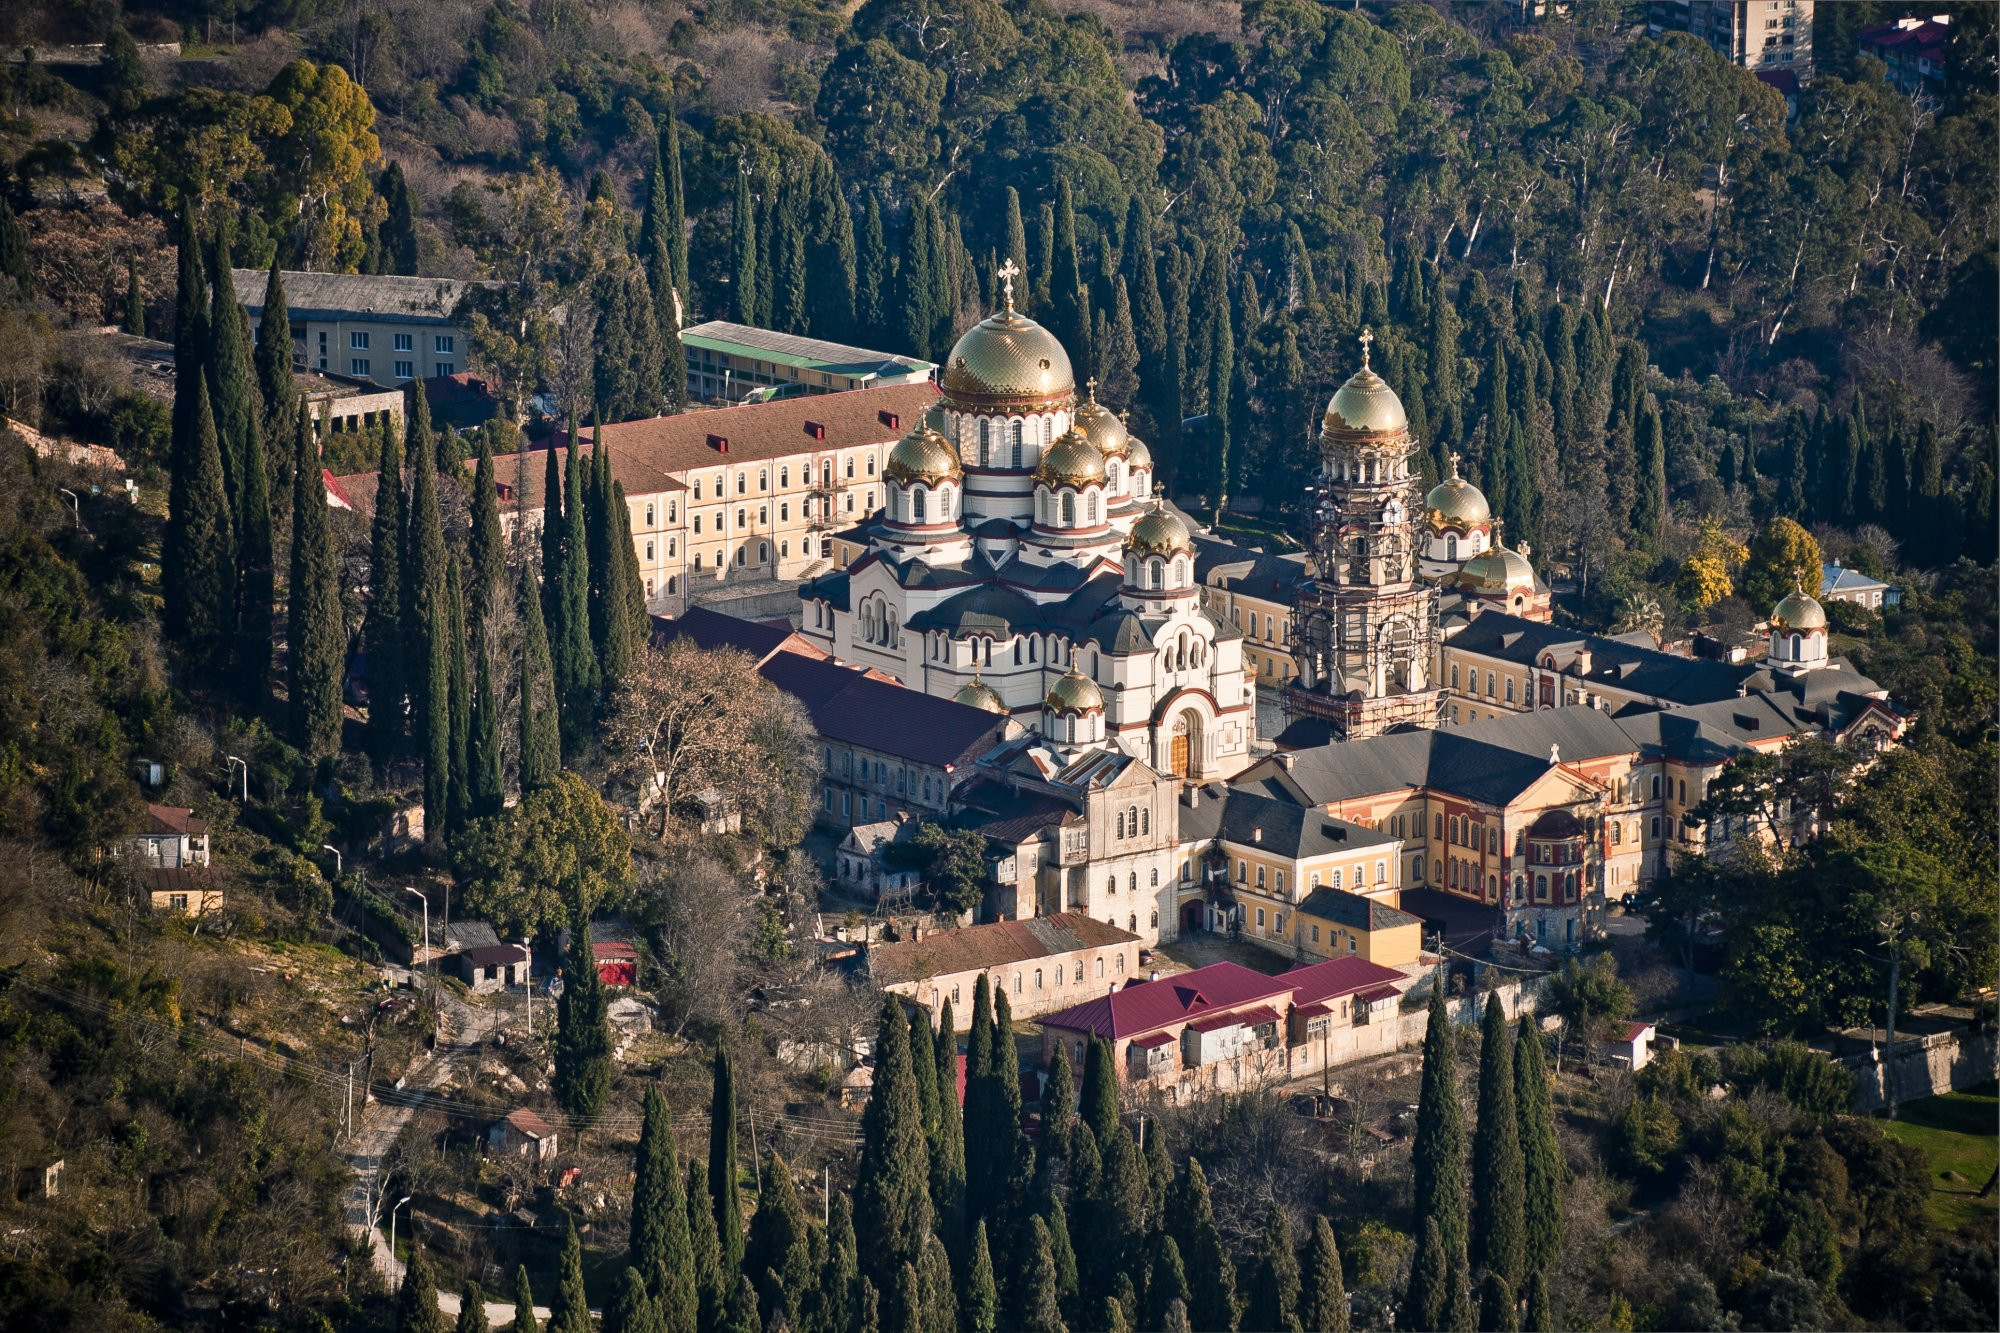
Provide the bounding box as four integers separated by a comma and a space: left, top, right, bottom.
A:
1521, 1270, 1553, 1333
641, 135, 677, 356
516, 561, 560, 793
963, 1220, 1000, 1333
606, 1269, 662, 1333
165, 208, 211, 648
1472, 996, 1525, 1286
364, 415, 406, 764
1100, 276, 1140, 411
551, 1218, 592, 1333
856, 191, 887, 343
708, 1045, 745, 1276
468, 433, 505, 652
1244, 1203, 1302, 1333
854, 996, 933, 1295
511, 1266, 540, 1333
168, 379, 237, 675
1480, 1274, 1519, 1333
931, 1002, 966, 1240
455, 1281, 489, 1333
1632, 395, 1667, 547
1080, 1035, 1119, 1146
1412, 987, 1468, 1264
1020, 1217, 1067, 1333
731, 167, 759, 328
1204, 246, 1233, 515
989, 986, 1027, 1214
685, 1158, 726, 1330
745, 1153, 813, 1327
1301, 1217, 1349, 1333
470, 631, 503, 819
773, 178, 809, 335
1145, 1234, 1191, 1332
1041, 1039, 1076, 1168
406, 421, 450, 843
288, 411, 344, 761
1046, 1197, 1080, 1319
1049, 178, 1091, 373
1514, 1015, 1563, 1276
1445, 1232, 1477, 1333
1003, 187, 1032, 313
1172, 1159, 1236, 1332
252, 257, 299, 501
444, 552, 472, 835
812, 1193, 859, 1333
804, 154, 856, 341
204, 234, 253, 509
396, 1242, 448, 1333
1405, 1215, 1449, 1333
897, 200, 936, 360
380, 161, 419, 275
1155, 246, 1189, 487
753, 175, 777, 329
553, 437, 599, 757
555, 916, 612, 1118
123, 253, 145, 336
663, 111, 690, 318
211, 246, 273, 704
964, 976, 997, 1215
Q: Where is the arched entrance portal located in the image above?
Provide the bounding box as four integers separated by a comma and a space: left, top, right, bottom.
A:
1181, 901, 1205, 934
1168, 709, 1203, 778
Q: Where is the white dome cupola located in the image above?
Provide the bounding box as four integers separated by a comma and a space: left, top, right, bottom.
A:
1768, 577, 1829, 676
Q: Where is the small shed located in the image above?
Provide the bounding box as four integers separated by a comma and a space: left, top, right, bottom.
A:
453, 943, 530, 994
593, 940, 638, 988
1608, 1020, 1658, 1071
488, 1107, 558, 1163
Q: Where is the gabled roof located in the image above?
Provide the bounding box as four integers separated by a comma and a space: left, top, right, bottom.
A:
1821, 561, 1890, 595
1209, 787, 1399, 860
651, 606, 824, 665
680, 320, 934, 380
1038, 961, 1296, 1042
868, 914, 1140, 988
1192, 535, 1311, 601
233, 269, 486, 324
144, 804, 209, 836
758, 653, 1009, 769
1452, 612, 1756, 707
561, 382, 938, 473
1281, 955, 1409, 1006
499, 1107, 554, 1140
1296, 889, 1423, 933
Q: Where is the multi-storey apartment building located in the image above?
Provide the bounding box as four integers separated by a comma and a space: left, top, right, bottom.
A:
1647, 0, 1814, 78
235, 270, 486, 388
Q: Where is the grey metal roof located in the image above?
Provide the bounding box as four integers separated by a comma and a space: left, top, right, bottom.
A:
1297, 888, 1422, 932
681, 320, 933, 379
1450, 611, 1756, 707
1210, 787, 1398, 859
234, 269, 484, 325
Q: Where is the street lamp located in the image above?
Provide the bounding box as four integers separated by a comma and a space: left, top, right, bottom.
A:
402, 887, 429, 972
225, 755, 248, 802
57, 489, 81, 528
320, 844, 342, 878
389, 1195, 414, 1276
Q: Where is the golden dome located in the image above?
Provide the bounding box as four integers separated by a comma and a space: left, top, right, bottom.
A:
1457, 545, 1535, 595
953, 679, 1006, 713
1323, 331, 1407, 436
1126, 434, 1153, 471
1772, 586, 1827, 631
884, 424, 963, 486
1035, 427, 1107, 489
1426, 455, 1491, 529
1044, 666, 1105, 716
940, 307, 1074, 404
1071, 381, 1129, 459
1127, 504, 1193, 559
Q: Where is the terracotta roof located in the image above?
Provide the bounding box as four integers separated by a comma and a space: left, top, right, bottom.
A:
592, 941, 638, 960
869, 914, 1139, 988
560, 382, 937, 475
1038, 961, 1296, 1042
146, 804, 209, 836
1618, 1020, 1653, 1043
500, 1107, 554, 1139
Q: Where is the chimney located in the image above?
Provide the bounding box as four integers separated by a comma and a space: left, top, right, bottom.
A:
805, 420, 827, 441
879, 410, 901, 430
1575, 646, 1593, 676
1149, 969, 1159, 982
1183, 785, 1199, 808
708, 434, 730, 454
1276, 752, 1295, 771
1252, 827, 1262, 844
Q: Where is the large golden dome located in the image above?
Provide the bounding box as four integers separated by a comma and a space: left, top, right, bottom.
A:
1035, 427, 1106, 489
1426, 457, 1491, 529
1071, 382, 1129, 459
1772, 586, 1827, 631
940, 306, 1074, 404
1325, 366, 1409, 435
884, 424, 962, 486
1044, 666, 1105, 716
953, 679, 1006, 713
1127, 504, 1193, 558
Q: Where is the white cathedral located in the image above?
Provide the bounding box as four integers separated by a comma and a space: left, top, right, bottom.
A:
798, 264, 1258, 780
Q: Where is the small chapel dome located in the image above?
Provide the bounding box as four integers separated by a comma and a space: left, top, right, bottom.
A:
1425, 458, 1492, 530
1070, 382, 1130, 459
1035, 427, 1107, 489
1456, 543, 1535, 595
1125, 433, 1153, 472
1771, 583, 1828, 632
1126, 504, 1193, 559
884, 424, 963, 486
952, 679, 1006, 713
1044, 666, 1105, 716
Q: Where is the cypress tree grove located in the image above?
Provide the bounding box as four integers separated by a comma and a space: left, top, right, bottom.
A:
252, 257, 299, 502
1244, 1203, 1302, 1333
1412, 986, 1468, 1264
1301, 1216, 1349, 1333
1050, 178, 1091, 378
854, 996, 933, 1295
364, 415, 407, 765
708, 1045, 745, 1276
395, 1242, 448, 1333
168, 379, 238, 675
287, 411, 344, 762
804, 154, 857, 342
554, 438, 600, 758
1472, 995, 1526, 1286
1172, 1159, 1237, 1333
551, 1218, 592, 1333
1514, 1014, 1563, 1276
731, 167, 759, 328
553, 916, 612, 1119
211, 249, 273, 706
630, 1085, 697, 1330
512, 1265, 540, 1333
516, 560, 560, 793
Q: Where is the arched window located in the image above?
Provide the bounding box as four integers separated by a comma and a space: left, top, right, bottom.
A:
1106, 875, 1116, 895
1150, 867, 1158, 886
1087, 492, 1100, 523
978, 420, 990, 465
1141, 809, 1150, 836
1011, 420, 1024, 469
1446, 534, 1458, 560
912, 488, 927, 522
1150, 910, 1158, 928
1148, 560, 1162, 590
1116, 813, 1126, 839
1061, 493, 1075, 525
1128, 873, 1137, 893
1127, 805, 1139, 833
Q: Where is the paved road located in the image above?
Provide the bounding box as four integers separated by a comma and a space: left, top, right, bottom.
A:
341, 983, 551, 1326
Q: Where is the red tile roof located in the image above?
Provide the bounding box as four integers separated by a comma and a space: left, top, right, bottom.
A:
869, 914, 1139, 988
501, 1107, 554, 1139
145, 804, 209, 836
551, 382, 938, 474
1038, 961, 1297, 1042
1282, 956, 1409, 1007
1618, 1020, 1653, 1044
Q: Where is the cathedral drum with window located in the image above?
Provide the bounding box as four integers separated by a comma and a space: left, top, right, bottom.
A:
798, 264, 1255, 781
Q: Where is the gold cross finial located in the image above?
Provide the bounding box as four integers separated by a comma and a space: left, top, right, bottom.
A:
997, 257, 1020, 311
1358, 326, 1375, 368
1085, 376, 1098, 401
1448, 449, 1461, 478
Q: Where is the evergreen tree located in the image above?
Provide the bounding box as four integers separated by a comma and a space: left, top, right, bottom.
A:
211, 247, 273, 704
205, 234, 255, 510
964, 976, 996, 1213
408, 428, 450, 843
396, 1242, 448, 1333
731, 167, 758, 328
1005, 188, 1032, 313
168, 379, 237, 674
591, 437, 650, 690
896, 200, 937, 360
804, 154, 857, 341
467, 433, 506, 642
908, 1008, 944, 1206
554, 916, 612, 1119
707, 1046, 745, 1275
380, 161, 420, 275
630, 1085, 697, 1330
641, 135, 677, 356
1046, 1197, 1080, 1318
773, 180, 809, 335
550, 1219, 592, 1333
455, 1281, 489, 1333
1405, 1215, 1448, 1333
1412, 987, 1468, 1263
1632, 395, 1667, 546
1514, 1015, 1563, 1275
856, 191, 887, 343
444, 553, 472, 833
931, 1002, 966, 1239
1780, 409, 1810, 516
1156, 246, 1189, 487
1042, 1039, 1076, 1161
753, 177, 777, 329
1204, 246, 1233, 513
1427, 297, 1465, 451
1172, 1159, 1236, 1332
918, 1233, 958, 1333
1472, 995, 1525, 1286
963, 1220, 1000, 1333
989, 985, 1027, 1209
553, 438, 599, 757
1020, 1216, 1067, 1333
1245, 1203, 1302, 1333
252, 258, 299, 493
685, 1158, 726, 1329
165, 207, 210, 648
1100, 276, 1140, 410
515, 561, 559, 793
885, 1264, 923, 1333
1445, 1235, 1477, 1333
511, 1266, 540, 1333
1049, 178, 1091, 375
663, 114, 690, 316
723, 1275, 760, 1333
287, 411, 343, 761
364, 416, 406, 763
607, 1268, 663, 1333
1143, 1114, 1172, 1226
1521, 1270, 1553, 1333
1080, 1035, 1119, 1146
745, 1153, 813, 1328
1301, 1217, 1348, 1333
0, 194, 25, 289
854, 997, 933, 1294
813, 1192, 860, 1333
1145, 1234, 1191, 1332
1479, 1274, 1518, 1333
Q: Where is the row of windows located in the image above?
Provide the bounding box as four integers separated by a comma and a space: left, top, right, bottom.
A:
691, 456, 871, 502
935, 951, 1128, 1009
346, 332, 453, 353
1101, 868, 1161, 893
349, 357, 452, 381
1113, 806, 1151, 840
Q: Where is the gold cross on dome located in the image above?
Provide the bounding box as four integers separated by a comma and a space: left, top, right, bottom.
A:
997, 257, 1020, 310
1085, 376, 1098, 400
1358, 326, 1375, 368
1449, 449, 1462, 477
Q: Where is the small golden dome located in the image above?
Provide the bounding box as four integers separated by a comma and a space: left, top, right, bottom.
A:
1072, 381, 1129, 459
1126, 433, 1153, 471
1127, 504, 1193, 559
1426, 455, 1491, 529
953, 679, 1006, 713
884, 424, 963, 486
1457, 545, 1535, 594
1035, 427, 1107, 489
941, 307, 1075, 404
1772, 587, 1827, 631
1044, 666, 1105, 716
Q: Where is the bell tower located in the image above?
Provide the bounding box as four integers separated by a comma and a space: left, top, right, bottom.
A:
1285, 330, 1445, 739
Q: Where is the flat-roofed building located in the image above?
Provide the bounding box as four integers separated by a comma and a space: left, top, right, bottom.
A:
682, 321, 935, 404
234, 269, 489, 389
